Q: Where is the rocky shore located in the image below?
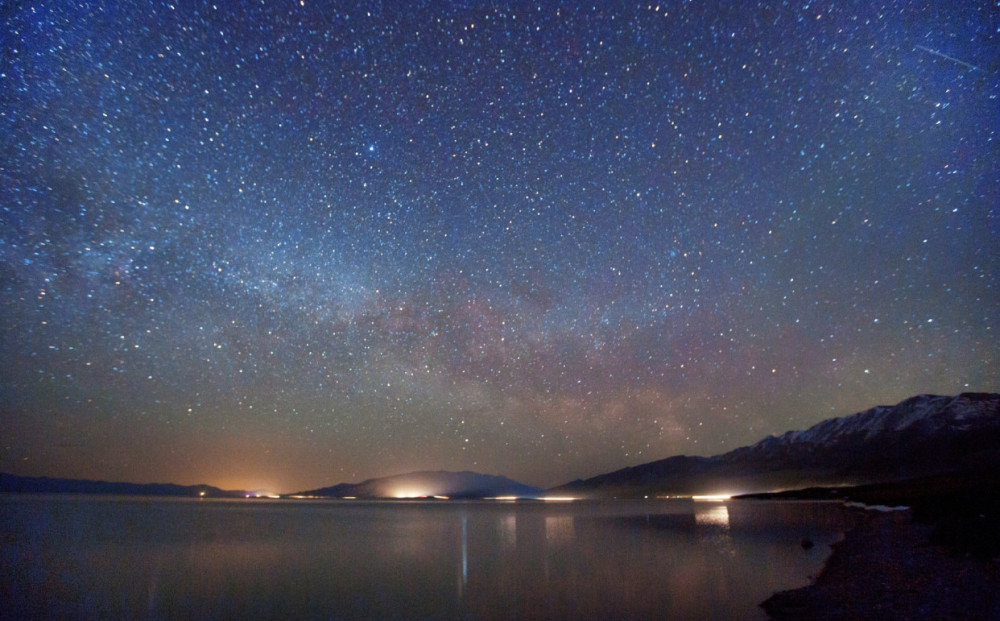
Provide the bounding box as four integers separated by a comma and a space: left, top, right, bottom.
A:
761, 508, 1000, 620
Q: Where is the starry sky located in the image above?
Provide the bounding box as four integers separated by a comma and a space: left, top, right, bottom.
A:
2, 1, 997, 493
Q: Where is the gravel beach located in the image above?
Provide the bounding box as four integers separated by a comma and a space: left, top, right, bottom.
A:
761, 509, 1000, 620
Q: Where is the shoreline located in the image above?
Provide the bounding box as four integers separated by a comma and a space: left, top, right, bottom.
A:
761, 508, 1000, 620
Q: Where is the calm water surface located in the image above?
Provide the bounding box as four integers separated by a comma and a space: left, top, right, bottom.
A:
1, 496, 857, 620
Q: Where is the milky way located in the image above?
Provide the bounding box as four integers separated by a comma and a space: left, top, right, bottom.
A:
2, 1, 997, 491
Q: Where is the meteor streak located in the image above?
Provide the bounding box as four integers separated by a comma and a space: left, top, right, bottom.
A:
914, 45, 978, 71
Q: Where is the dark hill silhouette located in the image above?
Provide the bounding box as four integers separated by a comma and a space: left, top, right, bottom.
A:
0, 473, 247, 498
291, 470, 543, 499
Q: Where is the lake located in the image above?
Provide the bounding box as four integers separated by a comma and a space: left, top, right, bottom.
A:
1, 495, 858, 620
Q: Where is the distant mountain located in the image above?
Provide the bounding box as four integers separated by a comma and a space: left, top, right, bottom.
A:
551, 393, 1000, 498
0, 473, 247, 498
291, 470, 543, 499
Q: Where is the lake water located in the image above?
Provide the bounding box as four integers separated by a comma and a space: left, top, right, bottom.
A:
1, 496, 858, 620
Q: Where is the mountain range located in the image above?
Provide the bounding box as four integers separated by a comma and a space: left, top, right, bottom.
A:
3, 393, 996, 499
552, 392, 1000, 498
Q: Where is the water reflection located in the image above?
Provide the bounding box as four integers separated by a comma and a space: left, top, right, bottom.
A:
460, 513, 468, 592
695, 503, 731, 528
499, 513, 517, 548
545, 515, 575, 544
2, 497, 857, 620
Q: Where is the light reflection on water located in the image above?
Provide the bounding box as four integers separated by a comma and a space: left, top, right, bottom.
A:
1, 496, 856, 620
695, 503, 731, 528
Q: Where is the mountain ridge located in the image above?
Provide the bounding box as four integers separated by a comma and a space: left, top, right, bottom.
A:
4, 393, 995, 499
551, 392, 1000, 497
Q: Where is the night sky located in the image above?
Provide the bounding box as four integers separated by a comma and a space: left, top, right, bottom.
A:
2, 1, 997, 493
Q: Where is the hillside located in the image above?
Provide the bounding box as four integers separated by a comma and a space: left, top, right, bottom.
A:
551, 393, 1000, 498
291, 470, 543, 499
0, 473, 246, 498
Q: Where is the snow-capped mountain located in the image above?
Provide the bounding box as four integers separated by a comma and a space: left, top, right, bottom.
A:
749, 393, 996, 447
553, 393, 1000, 497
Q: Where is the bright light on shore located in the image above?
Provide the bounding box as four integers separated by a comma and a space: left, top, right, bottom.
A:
392, 489, 431, 499
692, 494, 732, 501
541, 496, 577, 502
